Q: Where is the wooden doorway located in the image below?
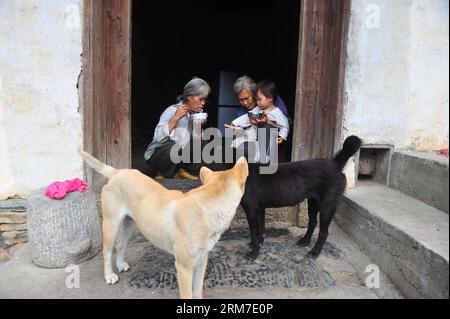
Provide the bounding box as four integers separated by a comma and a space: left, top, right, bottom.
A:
292, 0, 351, 161
81, 0, 350, 191
81, 0, 131, 192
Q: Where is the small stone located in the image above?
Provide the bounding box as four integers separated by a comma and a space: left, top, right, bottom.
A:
0, 223, 27, 232
0, 198, 27, 212
0, 211, 27, 224
2, 230, 28, 246
0, 248, 10, 262
0, 234, 5, 248
287, 226, 303, 239
331, 271, 361, 287
292, 254, 304, 263
8, 243, 25, 255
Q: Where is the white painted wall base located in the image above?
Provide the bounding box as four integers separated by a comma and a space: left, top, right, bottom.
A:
343, 0, 449, 151
0, 0, 83, 199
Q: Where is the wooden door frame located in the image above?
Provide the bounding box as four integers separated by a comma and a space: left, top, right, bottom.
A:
81, 0, 132, 192
80, 0, 350, 190
292, 0, 351, 161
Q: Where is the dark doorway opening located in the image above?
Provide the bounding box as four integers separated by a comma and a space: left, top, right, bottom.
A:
131, 0, 301, 173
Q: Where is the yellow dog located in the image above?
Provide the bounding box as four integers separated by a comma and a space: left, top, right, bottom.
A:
79, 148, 248, 299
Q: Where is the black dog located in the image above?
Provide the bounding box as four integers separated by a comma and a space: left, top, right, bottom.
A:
244, 136, 362, 259
208, 135, 362, 260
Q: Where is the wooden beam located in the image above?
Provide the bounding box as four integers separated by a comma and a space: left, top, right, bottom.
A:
102, 0, 132, 170
82, 0, 131, 192
292, 0, 350, 161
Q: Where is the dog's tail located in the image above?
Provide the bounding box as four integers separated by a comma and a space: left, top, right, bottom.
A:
333, 136, 362, 171
78, 147, 117, 179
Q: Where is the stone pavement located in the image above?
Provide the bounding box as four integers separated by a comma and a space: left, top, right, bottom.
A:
0, 223, 402, 299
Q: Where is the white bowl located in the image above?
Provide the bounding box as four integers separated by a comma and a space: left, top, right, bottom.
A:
191, 112, 208, 120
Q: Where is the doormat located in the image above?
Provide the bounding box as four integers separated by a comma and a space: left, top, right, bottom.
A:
129, 227, 343, 289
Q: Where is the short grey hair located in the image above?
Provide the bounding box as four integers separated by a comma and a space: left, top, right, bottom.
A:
233, 76, 257, 97
181, 77, 211, 102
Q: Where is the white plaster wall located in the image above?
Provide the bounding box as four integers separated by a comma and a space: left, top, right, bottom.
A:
0, 0, 83, 199
343, 0, 449, 151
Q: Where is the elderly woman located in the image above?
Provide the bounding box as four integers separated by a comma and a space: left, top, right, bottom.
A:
230, 78, 290, 163
233, 75, 290, 119
144, 77, 210, 179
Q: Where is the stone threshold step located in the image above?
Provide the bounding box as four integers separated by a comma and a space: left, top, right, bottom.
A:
335, 180, 449, 299
389, 150, 449, 213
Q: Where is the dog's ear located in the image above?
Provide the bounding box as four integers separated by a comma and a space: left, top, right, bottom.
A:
199, 166, 213, 184
234, 156, 249, 179
236, 156, 247, 166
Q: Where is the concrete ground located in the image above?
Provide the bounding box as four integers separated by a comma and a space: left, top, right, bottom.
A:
0, 223, 402, 299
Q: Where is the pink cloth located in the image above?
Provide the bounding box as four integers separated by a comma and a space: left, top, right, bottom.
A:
437, 148, 449, 157
45, 178, 89, 199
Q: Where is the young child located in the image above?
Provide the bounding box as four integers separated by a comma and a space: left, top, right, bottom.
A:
230, 80, 289, 162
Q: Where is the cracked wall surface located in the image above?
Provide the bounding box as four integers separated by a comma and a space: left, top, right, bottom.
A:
0, 0, 83, 199
343, 0, 449, 151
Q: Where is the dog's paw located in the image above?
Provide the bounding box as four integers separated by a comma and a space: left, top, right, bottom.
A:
306, 250, 320, 259
117, 261, 130, 273
245, 250, 259, 261
105, 273, 119, 284
297, 237, 311, 247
